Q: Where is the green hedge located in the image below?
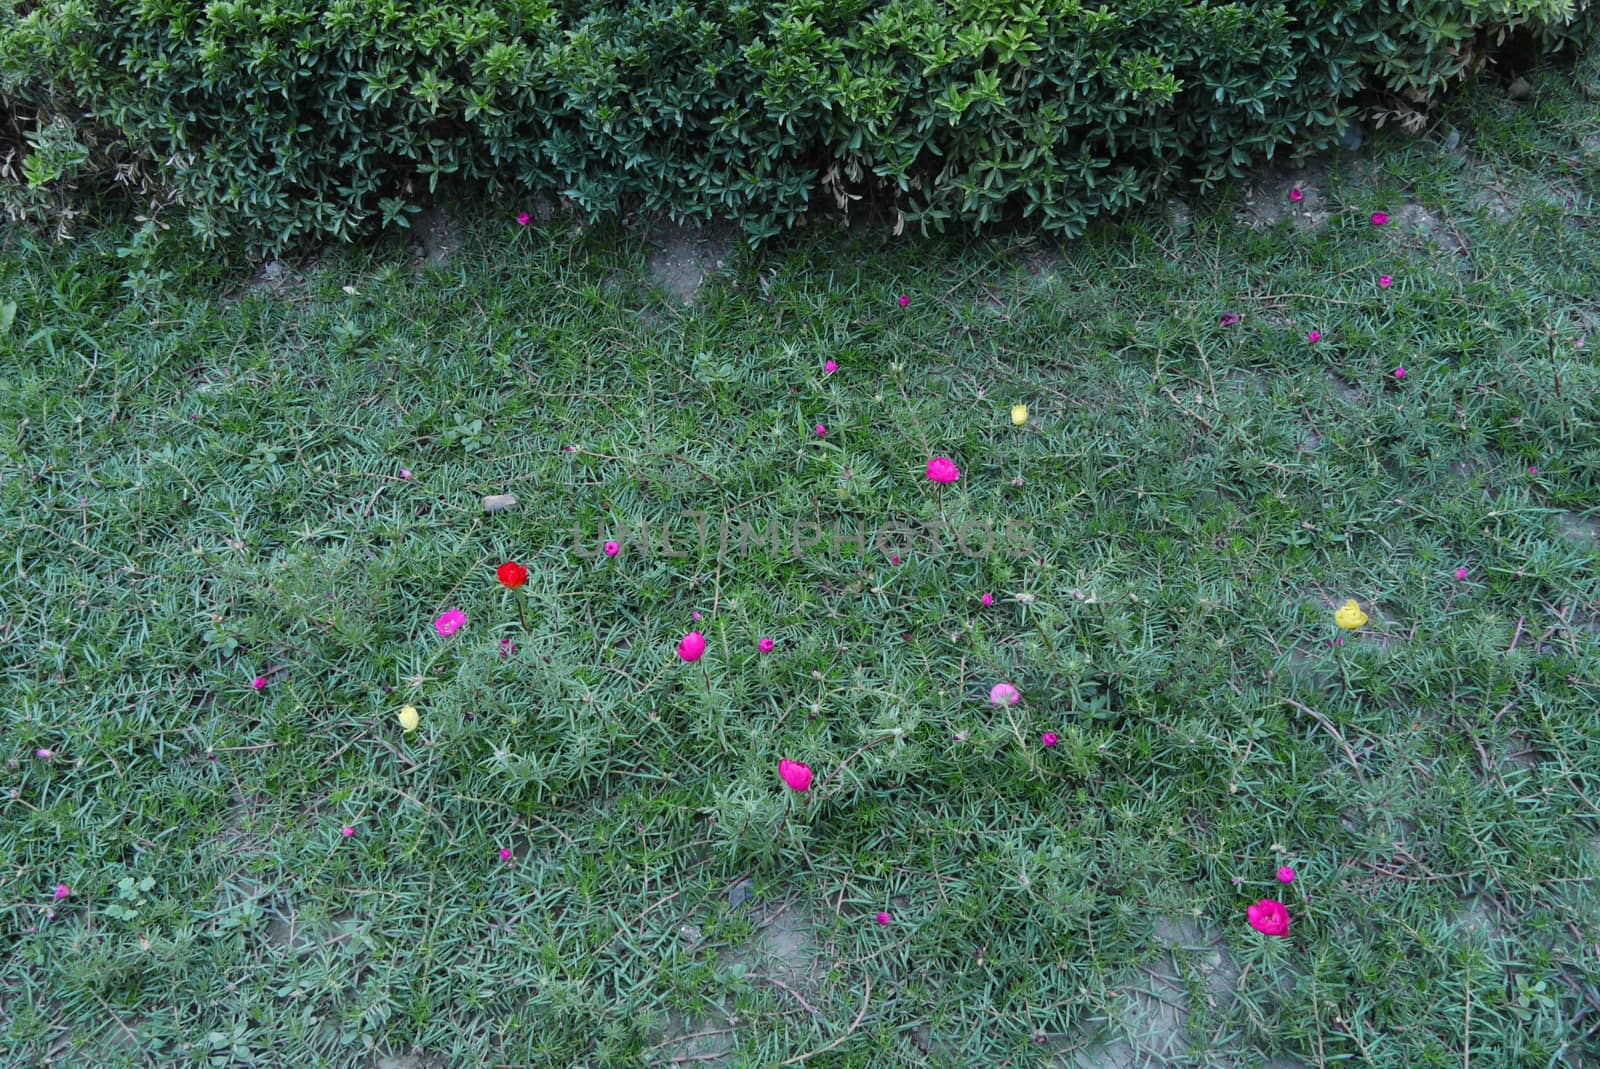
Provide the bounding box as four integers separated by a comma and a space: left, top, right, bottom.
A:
1, 0, 1593, 251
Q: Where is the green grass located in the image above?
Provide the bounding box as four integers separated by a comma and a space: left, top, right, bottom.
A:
3, 52, 1600, 1069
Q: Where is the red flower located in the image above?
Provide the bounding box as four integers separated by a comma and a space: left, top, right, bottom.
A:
497, 561, 528, 589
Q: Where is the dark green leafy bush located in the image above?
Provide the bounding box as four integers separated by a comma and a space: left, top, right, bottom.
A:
1, 0, 1594, 250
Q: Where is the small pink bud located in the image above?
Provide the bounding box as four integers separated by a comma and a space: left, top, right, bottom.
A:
516, 211, 531, 226
758, 637, 775, 653
1378, 275, 1393, 289
876, 912, 891, 926
499, 848, 513, 862
1307, 330, 1321, 343
896, 294, 909, 308
1371, 211, 1389, 226
1454, 567, 1468, 581
980, 592, 994, 607
341, 825, 355, 838
603, 540, 620, 557
1393, 366, 1405, 379
1277, 866, 1296, 884
252, 676, 267, 690
890, 555, 900, 565
1289, 188, 1304, 203
54, 884, 71, 900
814, 424, 826, 436
824, 360, 838, 374
400, 468, 412, 480
35, 749, 53, 760
1528, 465, 1538, 475
1041, 732, 1059, 748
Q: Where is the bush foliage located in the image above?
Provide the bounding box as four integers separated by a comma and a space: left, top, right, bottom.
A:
1, 0, 1594, 250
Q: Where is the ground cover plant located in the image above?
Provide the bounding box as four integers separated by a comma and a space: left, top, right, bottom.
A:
3, 47, 1600, 1069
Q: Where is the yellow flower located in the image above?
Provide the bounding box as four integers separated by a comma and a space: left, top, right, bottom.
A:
398, 705, 420, 733
1334, 599, 1368, 630
1011, 404, 1028, 426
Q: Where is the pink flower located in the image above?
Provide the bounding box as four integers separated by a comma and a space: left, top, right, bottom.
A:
1277, 866, 1296, 884
1247, 898, 1290, 936
890, 554, 901, 565
54, 883, 70, 900
1529, 465, 1538, 475
824, 360, 838, 374
677, 631, 706, 662
252, 676, 267, 690
876, 912, 891, 926
1219, 312, 1242, 327
434, 610, 465, 637
1289, 188, 1304, 203
603, 540, 620, 557
758, 637, 775, 653
341, 825, 355, 838
1393, 366, 1405, 379
1576, 336, 1586, 349
35, 748, 53, 760
814, 424, 826, 436
1378, 275, 1393, 289
1454, 567, 1468, 581
778, 759, 813, 792
692, 611, 702, 621
1307, 330, 1321, 343
926, 457, 960, 484
1371, 211, 1389, 226
516, 211, 531, 226
400, 468, 412, 480
897, 294, 909, 308
989, 683, 1020, 707
1041, 731, 1059, 748
499, 847, 514, 862
980, 592, 994, 607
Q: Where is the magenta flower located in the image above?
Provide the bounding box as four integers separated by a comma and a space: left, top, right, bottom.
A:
341, 825, 355, 838
926, 457, 960, 484
1378, 275, 1393, 289
814, 424, 826, 436
980, 592, 994, 607
1393, 366, 1405, 379
54, 883, 71, 900
897, 294, 909, 308
890, 554, 901, 565
35, 748, 53, 760
1455, 567, 1468, 581
692, 611, 702, 622
1042, 731, 1059, 748
824, 359, 838, 374
779, 759, 813, 792
758, 637, 775, 653
1277, 866, 1296, 884
603, 540, 620, 557
876, 911, 892, 926
500, 638, 516, 657
499, 847, 513, 862
400, 468, 412, 480
1289, 188, 1304, 203
1247, 898, 1290, 936
252, 676, 267, 690
1529, 465, 1539, 475
1307, 330, 1321, 344
989, 683, 1020, 707
434, 610, 465, 637
677, 631, 706, 662
1371, 211, 1389, 226
1219, 312, 1242, 327
516, 211, 531, 226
